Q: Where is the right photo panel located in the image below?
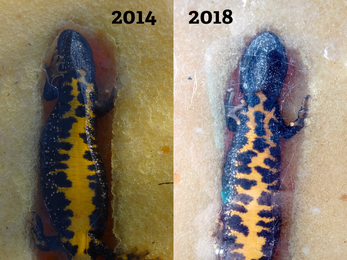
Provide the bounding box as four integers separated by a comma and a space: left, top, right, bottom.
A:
174, 1, 347, 259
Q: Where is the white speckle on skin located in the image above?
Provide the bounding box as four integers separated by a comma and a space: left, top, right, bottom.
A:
311, 207, 321, 215
302, 246, 310, 255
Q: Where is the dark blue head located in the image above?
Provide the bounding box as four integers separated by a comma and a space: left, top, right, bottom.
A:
57, 29, 96, 82
239, 31, 288, 100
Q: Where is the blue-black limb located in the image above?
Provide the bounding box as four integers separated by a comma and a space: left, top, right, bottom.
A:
94, 88, 116, 117
115, 247, 161, 260
29, 212, 72, 259
87, 237, 115, 260
43, 49, 68, 101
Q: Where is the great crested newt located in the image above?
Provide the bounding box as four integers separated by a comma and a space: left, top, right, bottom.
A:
29, 29, 159, 260
213, 31, 309, 260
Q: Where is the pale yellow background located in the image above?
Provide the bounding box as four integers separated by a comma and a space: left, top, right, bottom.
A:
175, 1, 347, 260
0, 0, 172, 259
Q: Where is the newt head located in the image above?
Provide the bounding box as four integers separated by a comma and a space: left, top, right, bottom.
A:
57, 29, 96, 82
239, 31, 288, 102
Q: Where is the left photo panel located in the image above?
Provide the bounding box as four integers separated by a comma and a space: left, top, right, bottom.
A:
0, 1, 173, 259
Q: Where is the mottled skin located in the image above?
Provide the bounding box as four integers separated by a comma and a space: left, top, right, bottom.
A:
29, 30, 159, 260
214, 32, 309, 260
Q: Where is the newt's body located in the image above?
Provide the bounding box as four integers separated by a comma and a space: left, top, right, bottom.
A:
214, 32, 309, 260
30, 29, 157, 260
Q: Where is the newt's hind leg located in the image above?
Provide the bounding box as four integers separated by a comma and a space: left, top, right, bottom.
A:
89, 238, 162, 260
28, 212, 72, 259
88, 237, 115, 260
116, 247, 162, 260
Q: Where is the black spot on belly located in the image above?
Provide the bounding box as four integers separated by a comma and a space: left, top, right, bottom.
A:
55, 152, 70, 162
264, 158, 280, 170
254, 166, 279, 184
224, 214, 249, 236
236, 150, 257, 174
258, 229, 272, 239
75, 105, 86, 117
237, 164, 252, 174
257, 191, 273, 206
263, 97, 276, 111
237, 150, 257, 164
59, 85, 74, 103
234, 193, 254, 205
53, 171, 72, 188
77, 92, 85, 104
238, 113, 249, 125
83, 150, 93, 161
257, 220, 275, 229
88, 164, 96, 171
59, 117, 77, 139
234, 178, 257, 190
267, 181, 280, 191
54, 162, 69, 170
64, 242, 78, 256
89, 182, 97, 191
57, 142, 73, 151
79, 133, 88, 144
269, 145, 281, 158
244, 93, 260, 107
253, 138, 270, 153
59, 103, 72, 115
258, 210, 273, 218
87, 174, 97, 181
231, 203, 247, 213
254, 111, 265, 136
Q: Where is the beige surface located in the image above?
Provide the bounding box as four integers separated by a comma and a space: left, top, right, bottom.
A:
174, 1, 347, 259
0, 0, 172, 259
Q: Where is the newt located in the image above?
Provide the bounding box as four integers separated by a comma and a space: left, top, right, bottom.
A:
29, 29, 158, 260
214, 31, 309, 260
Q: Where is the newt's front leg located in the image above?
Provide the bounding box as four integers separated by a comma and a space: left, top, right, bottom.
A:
94, 88, 117, 117
224, 86, 246, 130
44, 49, 67, 83
43, 49, 67, 101
281, 95, 310, 139
290, 95, 310, 127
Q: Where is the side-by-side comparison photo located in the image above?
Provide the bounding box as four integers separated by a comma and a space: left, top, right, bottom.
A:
1, 1, 347, 260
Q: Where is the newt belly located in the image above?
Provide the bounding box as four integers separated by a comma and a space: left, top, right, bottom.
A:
214, 31, 309, 260
29, 29, 158, 260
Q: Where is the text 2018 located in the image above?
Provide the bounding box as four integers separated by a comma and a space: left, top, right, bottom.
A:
189, 10, 233, 24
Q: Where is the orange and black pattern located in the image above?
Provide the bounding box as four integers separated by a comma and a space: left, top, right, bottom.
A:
214, 32, 308, 260
29, 29, 116, 260
29, 30, 163, 260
